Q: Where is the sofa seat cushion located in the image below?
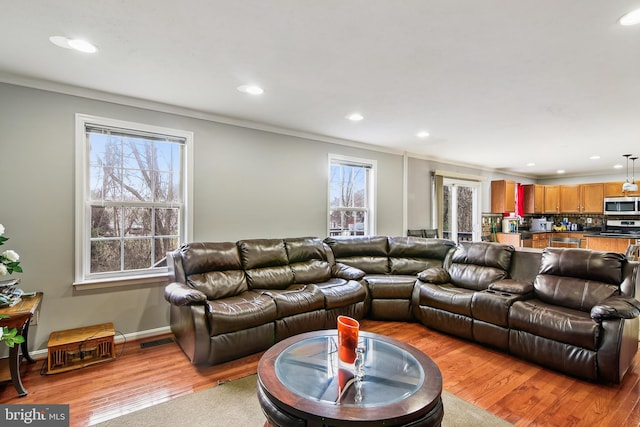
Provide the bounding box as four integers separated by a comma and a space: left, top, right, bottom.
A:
414, 283, 476, 316
263, 284, 325, 318
510, 299, 600, 350
365, 275, 417, 299
207, 291, 278, 336
315, 278, 367, 309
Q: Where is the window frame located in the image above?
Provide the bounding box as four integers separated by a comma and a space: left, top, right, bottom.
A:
327, 154, 377, 237
74, 114, 194, 289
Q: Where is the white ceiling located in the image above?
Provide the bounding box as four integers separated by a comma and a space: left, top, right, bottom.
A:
2, 1, 640, 178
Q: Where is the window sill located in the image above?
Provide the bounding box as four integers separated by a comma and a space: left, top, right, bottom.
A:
73, 273, 169, 291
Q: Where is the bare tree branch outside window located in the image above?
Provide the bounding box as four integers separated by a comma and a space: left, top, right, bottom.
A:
87, 128, 183, 275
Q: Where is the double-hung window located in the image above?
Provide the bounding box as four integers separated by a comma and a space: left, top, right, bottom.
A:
328, 154, 376, 236
75, 114, 193, 287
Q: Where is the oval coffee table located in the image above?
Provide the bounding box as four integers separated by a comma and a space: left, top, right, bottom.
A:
257, 330, 443, 426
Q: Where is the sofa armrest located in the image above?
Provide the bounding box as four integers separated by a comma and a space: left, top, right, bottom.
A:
164, 282, 208, 306
417, 267, 450, 284
590, 295, 640, 320
331, 263, 365, 280
489, 279, 534, 295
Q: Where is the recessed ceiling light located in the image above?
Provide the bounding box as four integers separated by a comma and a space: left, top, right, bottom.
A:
614, 164, 624, 169
346, 113, 364, 121
619, 8, 640, 26
526, 162, 535, 167
49, 36, 97, 53
589, 155, 600, 160
416, 131, 430, 139
557, 169, 566, 174
237, 85, 264, 95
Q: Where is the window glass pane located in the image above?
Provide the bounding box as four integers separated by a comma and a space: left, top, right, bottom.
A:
457, 186, 474, 242
91, 240, 121, 273
155, 208, 180, 236
154, 237, 178, 266
91, 206, 121, 238
330, 165, 367, 208
442, 186, 452, 240
124, 239, 152, 270
123, 207, 152, 237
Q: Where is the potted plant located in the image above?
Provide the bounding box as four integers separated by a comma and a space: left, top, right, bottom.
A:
0, 223, 25, 347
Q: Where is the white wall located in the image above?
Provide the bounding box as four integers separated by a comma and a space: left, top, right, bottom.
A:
0, 82, 405, 351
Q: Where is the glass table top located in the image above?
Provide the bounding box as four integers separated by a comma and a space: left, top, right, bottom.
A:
274, 332, 425, 407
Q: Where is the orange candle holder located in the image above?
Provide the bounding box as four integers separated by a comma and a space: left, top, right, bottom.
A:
337, 315, 359, 364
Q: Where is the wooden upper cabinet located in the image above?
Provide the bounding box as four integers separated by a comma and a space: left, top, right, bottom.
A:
544, 185, 560, 213
559, 183, 603, 213
559, 185, 580, 213
523, 184, 544, 214
604, 181, 640, 197
491, 180, 516, 213
604, 181, 626, 197
580, 183, 604, 213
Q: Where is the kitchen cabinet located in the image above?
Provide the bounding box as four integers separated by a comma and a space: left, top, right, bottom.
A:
604, 181, 640, 197
544, 185, 560, 213
523, 184, 544, 214
531, 232, 549, 249
491, 180, 515, 213
548, 232, 584, 248
585, 236, 635, 253
560, 183, 604, 213
559, 185, 580, 213
580, 183, 604, 213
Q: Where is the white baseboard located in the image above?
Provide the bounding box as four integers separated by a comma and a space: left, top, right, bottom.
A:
29, 326, 172, 361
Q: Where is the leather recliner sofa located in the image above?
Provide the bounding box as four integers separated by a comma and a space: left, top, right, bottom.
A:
413, 242, 640, 383
323, 236, 456, 321
165, 235, 640, 383
508, 248, 640, 383
164, 237, 366, 364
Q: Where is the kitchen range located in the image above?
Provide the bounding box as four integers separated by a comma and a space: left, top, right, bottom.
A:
600, 219, 640, 238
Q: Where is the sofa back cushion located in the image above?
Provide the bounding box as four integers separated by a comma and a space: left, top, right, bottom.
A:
238, 239, 294, 289
179, 242, 249, 299
388, 236, 456, 275
534, 248, 623, 311
285, 237, 332, 283
448, 242, 513, 290
324, 236, 390, 274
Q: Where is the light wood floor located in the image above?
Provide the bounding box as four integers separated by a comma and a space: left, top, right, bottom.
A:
1, 320, 638, 426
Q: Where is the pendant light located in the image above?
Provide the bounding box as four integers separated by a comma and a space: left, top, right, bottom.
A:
622, 154, 639, 192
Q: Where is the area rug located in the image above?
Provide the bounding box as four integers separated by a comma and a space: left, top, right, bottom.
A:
94, 375, 513, 427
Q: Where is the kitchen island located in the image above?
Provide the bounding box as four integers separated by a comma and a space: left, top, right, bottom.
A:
500, 230, 638, 254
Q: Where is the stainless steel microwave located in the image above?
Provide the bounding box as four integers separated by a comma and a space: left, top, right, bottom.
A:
603, 197, 640, 215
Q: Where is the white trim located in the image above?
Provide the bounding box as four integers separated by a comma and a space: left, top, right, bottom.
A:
28, 326, 172, 360
403, 152, 409, 236
434, 169, 486, 181
73, 272, 169, 290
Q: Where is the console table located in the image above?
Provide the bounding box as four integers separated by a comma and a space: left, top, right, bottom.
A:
0, 292, 43, 397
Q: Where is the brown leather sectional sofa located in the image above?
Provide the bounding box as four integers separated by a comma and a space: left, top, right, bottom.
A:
164, 235, 640, 383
